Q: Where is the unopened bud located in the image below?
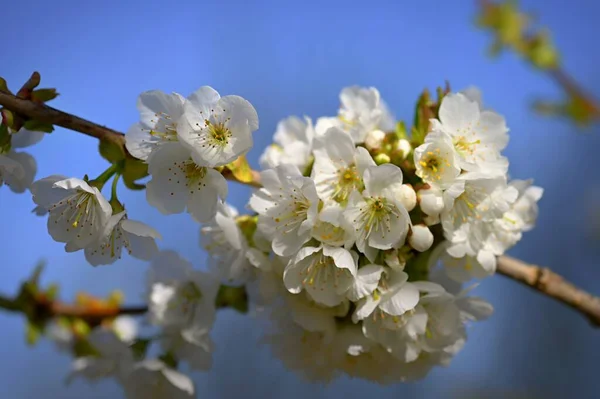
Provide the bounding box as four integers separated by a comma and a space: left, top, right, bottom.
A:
408, 224, 434, 252
365, 129, 386, 151
398, 184, 416, 211
374, 153, 391, 165
423, 213, 440, 226
418, 186, 444, 216
396, 139, 411, 160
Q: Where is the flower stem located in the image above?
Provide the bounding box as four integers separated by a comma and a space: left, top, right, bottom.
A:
109, 173, 125, 213
89, 163, 119, 191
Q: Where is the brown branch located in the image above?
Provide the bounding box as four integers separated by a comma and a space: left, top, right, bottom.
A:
497, 255, 600, 327
0, 90, 126, 145
0, 87, 261, 187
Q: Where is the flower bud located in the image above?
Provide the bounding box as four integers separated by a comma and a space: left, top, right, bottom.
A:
418, 186, 444, 216
423, 213, 440, 226
396, 138, 411, 159
398, 184, 416, 211
374, 153, 391, 165
408, 224, 434, 252
365, 129, 386, 151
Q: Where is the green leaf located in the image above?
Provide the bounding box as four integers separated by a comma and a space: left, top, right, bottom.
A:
225, 155, 254, 184
31, 88, 59, 103
45, 283, 60, 301
404, 248, 433, 282
122, 157, 148, 190
130, 339, 151, 360
23, 119, 54, 133
73, 338, 100, 358
25, 322, 42, 346
99, 139, 126, 163
0, 123, 11, 154
215, 285, 248, 313
0, 77, 11, 94
158, 352, 178, 368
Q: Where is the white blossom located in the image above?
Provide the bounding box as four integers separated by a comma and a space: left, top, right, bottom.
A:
126, 90, 187, 160
0, 151, 36, 193
310, 201, 355, 247
249, 164, 319, 256
353, 270, 422, 322
259, 116, 314, 171
283, 245, 357, 307
160, 328, 213, 371
429, 92, 509, 174
9, 127, 44, 148
68, 330, 134, 384
343, 164, 411, 262
122, 360, 194, 399
147, 251, 218, 332
414, 132, 460, 188
31, 176, 112, 252
337, 86, 391, 143
177, 86, 258, 167
113, 316, 138, 344
200, 202, 251, 285
312, 126, 375, 203
84, 210, 161, 266
146, 142, 227, 223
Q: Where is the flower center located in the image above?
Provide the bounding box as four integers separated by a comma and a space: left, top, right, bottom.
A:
353, 196, 400, 241
419, 150, 448, 181
333, 165, 362, 203
170, 281, 202, 321
148, 112, 178, 141
300, 252, 348, 288
273, 197, 310, 234
205, 119, 232, 146
453, 136, 480, 156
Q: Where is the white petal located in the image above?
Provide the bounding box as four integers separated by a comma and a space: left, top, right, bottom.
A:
380, 283, 420, 316
363, 163, 403, 197
186, 86, 220, 109
10, 128, 44, 148
2, 151, 36, 193
347, 264, 385, 301
322, 246, 357, 276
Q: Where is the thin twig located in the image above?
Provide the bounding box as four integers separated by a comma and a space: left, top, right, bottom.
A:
496, 255, 600, 327
0, 88, 261, 186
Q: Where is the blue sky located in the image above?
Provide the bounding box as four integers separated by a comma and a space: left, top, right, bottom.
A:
1, 0, 599, 397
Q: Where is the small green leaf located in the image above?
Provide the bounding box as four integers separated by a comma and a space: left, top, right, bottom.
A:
215, 285, 248, 313
31, 88, 59, 103
99, 139, 126, 163
45, 283, 60, 301
23, 120, 54, 133
130, 339, 151, 360
225, 155, 254, 184
404, 248, 433, 282
158, 352, 178, 368
73, 338, 100, 358
25, 322, 42, 346
0, 123, 11, 154
0, 77, 11, 93
122, 157, 148, 190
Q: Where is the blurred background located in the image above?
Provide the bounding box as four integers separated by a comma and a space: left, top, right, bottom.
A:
1, 0, 599, 397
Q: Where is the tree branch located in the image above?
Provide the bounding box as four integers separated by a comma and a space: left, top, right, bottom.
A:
496, 255, 600, 327
0, 88, 261, 187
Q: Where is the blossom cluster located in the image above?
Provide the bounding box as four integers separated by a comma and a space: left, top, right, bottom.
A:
200, 86, 543, 382
0, 83, 543, 395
